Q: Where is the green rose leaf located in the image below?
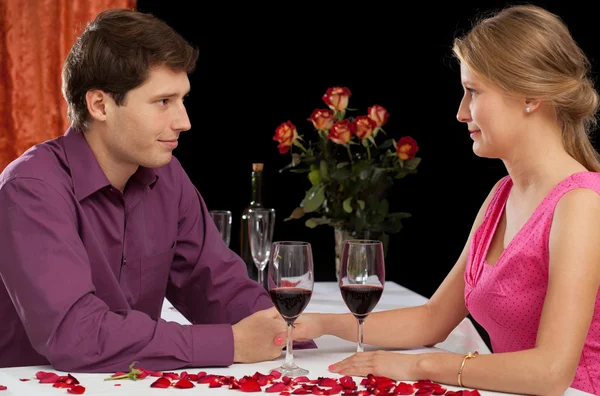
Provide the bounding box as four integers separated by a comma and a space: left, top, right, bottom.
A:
303, 184, 325, 213
404, 157, 421, 169
343, 197, 353, 213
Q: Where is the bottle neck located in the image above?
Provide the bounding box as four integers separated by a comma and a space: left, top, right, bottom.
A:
250, 171, 263, 207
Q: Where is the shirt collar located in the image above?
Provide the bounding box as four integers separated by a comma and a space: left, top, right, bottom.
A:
63, 127, 158, 201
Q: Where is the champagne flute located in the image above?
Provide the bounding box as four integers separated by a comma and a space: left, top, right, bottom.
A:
268, 241, 314, 376
209, 210, 232, 246
339, 239, 385, 353
248, 208, 276, 287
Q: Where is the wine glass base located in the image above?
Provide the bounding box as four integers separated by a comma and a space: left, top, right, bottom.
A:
272, 362, 309, 377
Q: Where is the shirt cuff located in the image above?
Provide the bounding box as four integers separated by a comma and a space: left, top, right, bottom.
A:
191, 324, 234, 367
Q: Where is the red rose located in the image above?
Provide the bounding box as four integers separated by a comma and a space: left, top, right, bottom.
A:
322, 87, 351, 111
396, 136, 419, 160
353, 116, 377, 140
328, 120, 353, 145
273, 121, 298, 154
368, 105, 389, 127
308, 109, 335, 131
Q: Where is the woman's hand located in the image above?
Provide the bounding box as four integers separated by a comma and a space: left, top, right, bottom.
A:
328, 350, 422, 380
273, 313, 327, 345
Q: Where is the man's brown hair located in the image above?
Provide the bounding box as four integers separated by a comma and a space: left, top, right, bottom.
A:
62, 8, 199, 131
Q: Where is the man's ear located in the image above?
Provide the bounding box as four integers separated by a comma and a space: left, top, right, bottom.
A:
85, 89, 111, 122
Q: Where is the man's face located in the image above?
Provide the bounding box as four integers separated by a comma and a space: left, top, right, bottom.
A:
102, 65, 191, 169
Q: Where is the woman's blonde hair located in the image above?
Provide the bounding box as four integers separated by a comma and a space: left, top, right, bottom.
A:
452, 4, 600, 171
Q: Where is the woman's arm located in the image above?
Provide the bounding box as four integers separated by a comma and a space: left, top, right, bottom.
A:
341, 187, 600, 396
295, 179, 504, 348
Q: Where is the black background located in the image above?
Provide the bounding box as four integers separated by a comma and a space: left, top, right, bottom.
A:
135, 0, 599, 345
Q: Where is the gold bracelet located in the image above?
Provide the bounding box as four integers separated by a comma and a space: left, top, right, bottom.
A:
457, 351, 479, 387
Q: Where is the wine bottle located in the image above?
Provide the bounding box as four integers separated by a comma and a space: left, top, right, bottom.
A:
240, 163, 264, 280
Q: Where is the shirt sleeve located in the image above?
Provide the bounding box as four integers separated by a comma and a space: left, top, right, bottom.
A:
0, 177, 231, 373
164, 168, 274, 362
166, 168, 317, 356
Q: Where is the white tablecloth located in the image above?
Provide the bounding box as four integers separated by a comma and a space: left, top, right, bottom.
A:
0, 282, 591, 395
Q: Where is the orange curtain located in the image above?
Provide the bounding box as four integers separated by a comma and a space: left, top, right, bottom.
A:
0, 0, 136, 172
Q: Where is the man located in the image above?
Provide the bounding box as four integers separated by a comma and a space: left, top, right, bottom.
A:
0, 8, 311, 373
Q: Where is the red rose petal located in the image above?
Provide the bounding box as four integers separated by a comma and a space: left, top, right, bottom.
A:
327, 385, 343, 395
377, 380, 396, 391
39, 373, 60, 384
270, 370, 282, 379
35, 371, 56, 380
229, 378, 241, 389
162, 372, 179, 380
198, 374, 217, 384
111, 371, 127, 377
266, 383, 289, 393
464, 391, 481, 396
318, 378, 339, 387
150, 377, 171, 388
432, 386, 447, 395
53, 382, 74, 389
394, 382, 415, 395
209, 378, 223, 388
258, 376, 272, 386
114, 384, 121, 386
240, 378, 261, 392
280, 392, 291, 396
67, 385, 86, 394
175, 378, 195, 389
19, 378, 30, 381
67, 374, 80, 384
415, 389, 433, 396
294, 376, 310, 383
0, 386, 6, 391
292, 389, 309, 394
339, 376, 356, 390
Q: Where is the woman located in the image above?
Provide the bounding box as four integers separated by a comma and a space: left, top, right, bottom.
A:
291, 4, 600, 395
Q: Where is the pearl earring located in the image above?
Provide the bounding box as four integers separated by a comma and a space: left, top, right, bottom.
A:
525, 107, 531, 113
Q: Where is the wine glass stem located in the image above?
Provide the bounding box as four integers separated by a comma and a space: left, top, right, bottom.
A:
357, 318, 365, 353
285, 322, 294, 366
258, 268, 264, 287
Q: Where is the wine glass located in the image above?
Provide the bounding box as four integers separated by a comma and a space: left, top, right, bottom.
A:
209, 210, 232, 246
248, 208, 276, 287
339, 239, 385, 353
268, 241, 314, 376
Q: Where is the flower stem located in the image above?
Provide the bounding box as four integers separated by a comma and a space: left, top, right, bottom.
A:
294, 140, 309, 153
346, 145, 353, 163
366, 142, 371, 161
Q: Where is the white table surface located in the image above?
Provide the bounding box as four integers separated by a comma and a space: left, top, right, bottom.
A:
0, 281, 591, 395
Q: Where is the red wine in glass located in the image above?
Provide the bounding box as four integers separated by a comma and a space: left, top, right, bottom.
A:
269, 288, 312, 323
340, 284, 383, 318
339, 240, 385, 353
268, 241, 314, 376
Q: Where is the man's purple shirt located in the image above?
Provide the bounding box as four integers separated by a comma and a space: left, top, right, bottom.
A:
0, 128, 314, 373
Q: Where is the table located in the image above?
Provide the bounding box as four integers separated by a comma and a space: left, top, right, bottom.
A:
0, 282, 591, 395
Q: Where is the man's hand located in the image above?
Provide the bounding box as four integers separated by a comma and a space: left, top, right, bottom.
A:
232, 307, 287, 363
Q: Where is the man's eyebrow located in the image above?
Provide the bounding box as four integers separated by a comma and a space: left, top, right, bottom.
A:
152, 89, 191, 99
